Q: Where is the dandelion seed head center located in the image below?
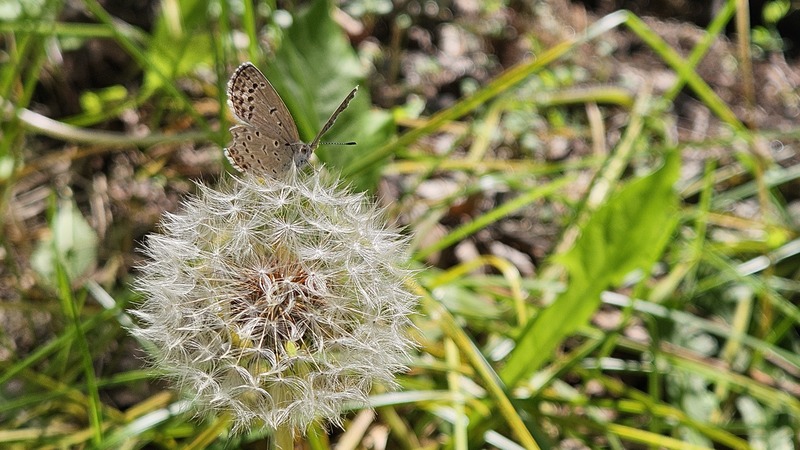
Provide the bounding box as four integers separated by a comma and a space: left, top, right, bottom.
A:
230, 261, 332, 353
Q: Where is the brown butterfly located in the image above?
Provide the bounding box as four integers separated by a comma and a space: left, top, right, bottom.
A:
225, 62, 358, 177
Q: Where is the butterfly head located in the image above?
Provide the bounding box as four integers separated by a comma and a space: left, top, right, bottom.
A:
291, 143, 313, 168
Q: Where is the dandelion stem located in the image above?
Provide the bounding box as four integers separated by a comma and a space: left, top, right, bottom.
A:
273, 425, 294, 450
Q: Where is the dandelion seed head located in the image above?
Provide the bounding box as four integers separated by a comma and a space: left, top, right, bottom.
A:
131, 170, 417, 432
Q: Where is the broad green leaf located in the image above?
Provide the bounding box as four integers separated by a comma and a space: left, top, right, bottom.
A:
502, 151, 680, 385
262, 0, 394, 190
557, 150, 680, 285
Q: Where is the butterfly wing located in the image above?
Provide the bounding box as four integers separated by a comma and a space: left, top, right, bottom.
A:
224, 124, 294, 177
310, 86, 359, 149
225, 62, 357, 176
227, 62, 301, 144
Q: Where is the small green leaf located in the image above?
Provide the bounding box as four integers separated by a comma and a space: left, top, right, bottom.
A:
79, 85, 129, 115
143, 0, 214, 92
31, 200, 99, 287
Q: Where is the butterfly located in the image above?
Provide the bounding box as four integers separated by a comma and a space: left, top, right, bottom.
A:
225, 62, 358, 177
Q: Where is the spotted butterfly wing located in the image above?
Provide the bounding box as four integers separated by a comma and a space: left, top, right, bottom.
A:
225, 62, 300, 177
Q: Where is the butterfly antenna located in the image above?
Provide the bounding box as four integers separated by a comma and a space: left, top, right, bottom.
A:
321, 141, 357, 146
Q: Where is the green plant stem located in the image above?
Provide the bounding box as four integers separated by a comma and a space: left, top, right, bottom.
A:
55, 262, 103, 445
184, 413, 232, 450
417, 284, 541, 450
663, 0, 737, 101
414, 177, 572, 261
1, 100, 205, 147
622, 12, 744, 130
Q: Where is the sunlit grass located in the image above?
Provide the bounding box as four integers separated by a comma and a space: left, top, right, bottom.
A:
0, 0, 798, 448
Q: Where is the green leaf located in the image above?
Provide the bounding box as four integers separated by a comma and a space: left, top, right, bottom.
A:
502, 150, 680, 385
31, 199, 99, 287
262, 0, 394, 190
558, 151, 680, 285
